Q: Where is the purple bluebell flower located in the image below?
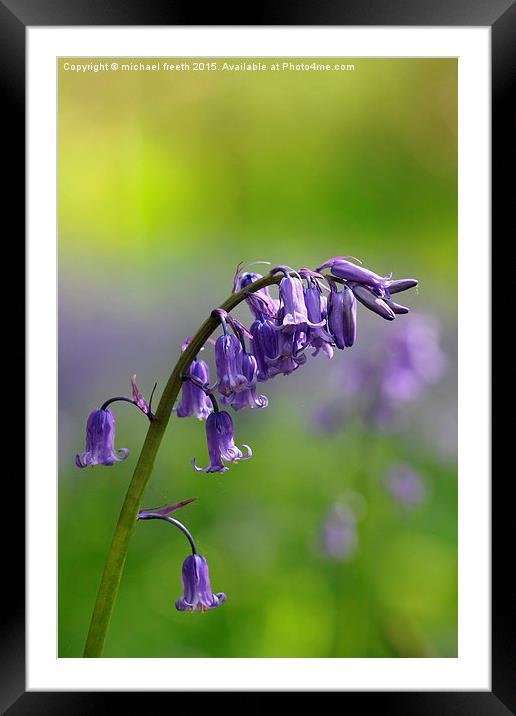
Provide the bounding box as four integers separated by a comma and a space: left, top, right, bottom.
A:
275, 274, 324, 333
304, 283, 334, 358
176, 357, 213, 420
321, 504, 358, 561
250, 317, 279, 382
75, 409, 129, 468
328, 283, 357, 348
214, 334, 249, 400
385, 464, 427, 509
266, 328, 307, 377
176, 554, 227, 612
192, 410, 252, 473
229, 350, 268, 410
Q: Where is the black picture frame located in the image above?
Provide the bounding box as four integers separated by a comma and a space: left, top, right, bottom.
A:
5, 0, 507, 710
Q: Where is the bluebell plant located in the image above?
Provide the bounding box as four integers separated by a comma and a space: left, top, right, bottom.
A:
77, 257, 417, 656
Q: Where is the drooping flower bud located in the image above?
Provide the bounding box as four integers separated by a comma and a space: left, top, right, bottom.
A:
317, 257, 388, 293
350, 284, 396, 321
328, 284, 357, 348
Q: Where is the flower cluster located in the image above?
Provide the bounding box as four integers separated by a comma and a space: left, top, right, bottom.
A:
75, 257, 418, 616
75, 258, 417, 473
178, 258, 417, 473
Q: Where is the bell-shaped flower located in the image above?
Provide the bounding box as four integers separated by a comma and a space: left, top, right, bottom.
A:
250, 317, 279, 382
214, 334, 248, 400
192, 410, 252, 473
176, 357, 213, 420
229, 350, 268, 410
266, 329, 307, 377
275, 275, 324, 334
75, 409, 129, 468
175, 554, 227, 612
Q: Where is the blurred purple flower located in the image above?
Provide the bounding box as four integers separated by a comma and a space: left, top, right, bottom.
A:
334, 314, 448, 428
175, 554, 227, 612
385, 464, 427, 509
75, 409, 129, 468
321, 503, 358, 561
192, 410, 252, 473
380, 316, 447, 404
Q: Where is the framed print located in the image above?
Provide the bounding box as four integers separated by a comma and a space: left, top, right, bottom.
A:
4, 0, 510, 709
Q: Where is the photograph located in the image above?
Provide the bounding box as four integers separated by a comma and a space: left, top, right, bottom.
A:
58, 56, 458, 659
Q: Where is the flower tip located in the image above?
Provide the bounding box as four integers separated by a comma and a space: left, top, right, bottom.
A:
241, 444, 253, 460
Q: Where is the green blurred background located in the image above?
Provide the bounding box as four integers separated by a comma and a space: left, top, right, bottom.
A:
58, 58, 457, 658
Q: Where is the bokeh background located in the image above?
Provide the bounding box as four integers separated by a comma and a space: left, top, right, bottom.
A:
58, 58, 457, 658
